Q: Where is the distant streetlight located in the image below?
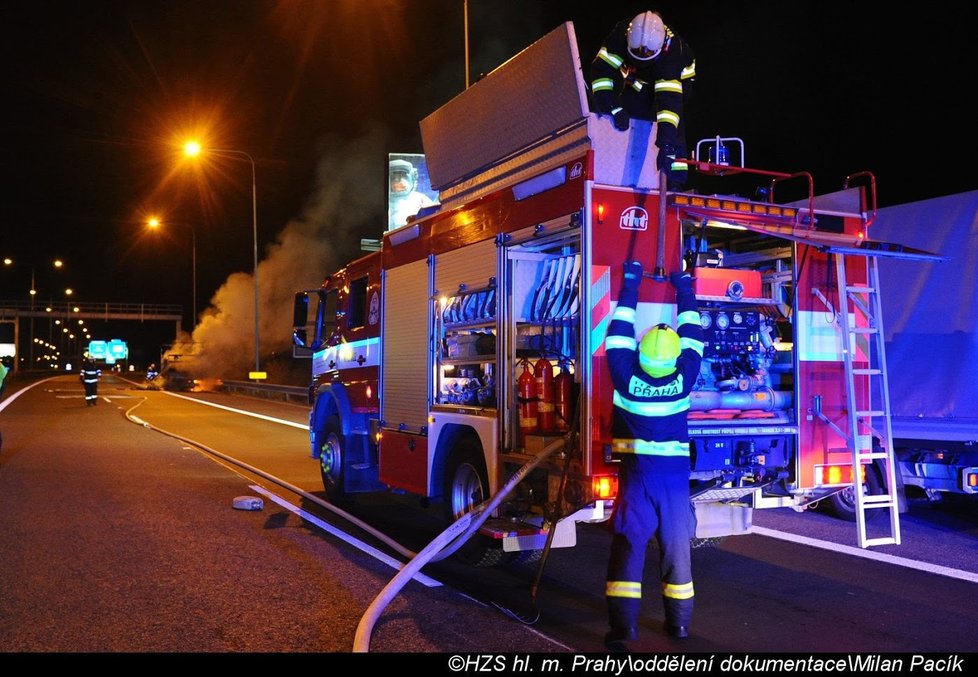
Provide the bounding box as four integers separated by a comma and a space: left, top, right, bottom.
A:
183, 140, 260, 376
3, 257, 66, 368
148, 217, 197, 328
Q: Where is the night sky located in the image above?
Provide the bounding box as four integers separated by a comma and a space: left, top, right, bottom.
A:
3, 1, 975, 373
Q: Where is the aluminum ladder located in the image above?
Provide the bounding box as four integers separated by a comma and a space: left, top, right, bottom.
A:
832, 251, 901, 547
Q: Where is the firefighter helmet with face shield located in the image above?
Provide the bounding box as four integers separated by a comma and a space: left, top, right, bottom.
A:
627, 11, 666, 61
389, 159, 418, 197
638, 323, 680, 377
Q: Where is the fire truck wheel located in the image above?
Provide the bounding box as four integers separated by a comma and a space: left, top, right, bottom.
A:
821, 464, 884, 522
444, 439, 501, 566
316, 415, 350, 505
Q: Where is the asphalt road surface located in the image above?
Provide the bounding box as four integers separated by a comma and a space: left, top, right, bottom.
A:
1, 373, 975, 659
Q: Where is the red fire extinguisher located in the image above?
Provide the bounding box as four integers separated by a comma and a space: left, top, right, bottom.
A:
554, 361, 574, 432
534, 358, 555, 433
517, 359, 539, 439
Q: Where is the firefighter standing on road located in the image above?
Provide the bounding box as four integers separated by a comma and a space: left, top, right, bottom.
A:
81, 357, 101, 407
603, 261, 704, 649
590, 10, 696, 191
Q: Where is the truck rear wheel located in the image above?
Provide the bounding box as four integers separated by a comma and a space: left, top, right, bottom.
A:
821, 464, 883, 522
443, 438, 503, 566
316, 415, 350, 505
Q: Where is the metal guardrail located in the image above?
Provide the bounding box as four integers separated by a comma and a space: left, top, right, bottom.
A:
221, 379, 308, 404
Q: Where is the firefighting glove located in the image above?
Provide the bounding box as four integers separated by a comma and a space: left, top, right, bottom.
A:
623, 261, 643, 291
669, 270, 694, 293
611, 107, 630, 131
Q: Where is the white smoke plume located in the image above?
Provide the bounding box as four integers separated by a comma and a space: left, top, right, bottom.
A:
164, 126, 391, 383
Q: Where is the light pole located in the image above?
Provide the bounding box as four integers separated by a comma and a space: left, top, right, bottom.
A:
147, 217, 197, 328
183, 141, 260, 375
4, 257, 64, 369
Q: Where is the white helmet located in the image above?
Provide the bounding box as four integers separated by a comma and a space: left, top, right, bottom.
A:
627, 11, 666, 61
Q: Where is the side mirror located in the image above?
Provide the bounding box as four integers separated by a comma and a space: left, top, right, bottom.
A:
293, 292, 310, 348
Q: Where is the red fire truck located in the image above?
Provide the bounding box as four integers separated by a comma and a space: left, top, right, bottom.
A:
292, 23, 934, 561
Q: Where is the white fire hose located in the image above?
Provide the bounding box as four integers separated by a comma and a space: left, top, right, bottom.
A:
353, 435, 567, 653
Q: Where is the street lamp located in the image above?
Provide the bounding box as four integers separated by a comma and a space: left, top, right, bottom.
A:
147, 217, 197, 328
183, 141, 260, 375
4, 257, 65, 369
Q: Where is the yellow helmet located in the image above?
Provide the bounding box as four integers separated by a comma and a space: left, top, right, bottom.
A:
639, 323, 680, 377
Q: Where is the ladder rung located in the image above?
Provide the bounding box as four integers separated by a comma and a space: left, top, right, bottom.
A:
846, 285, 876, 294
857, 410, 885, 417
853, 368, 881, 375
848, 327, 878, 334
861, 495, 896, 506
857, 453, 889, 462
862, 537, 899, 547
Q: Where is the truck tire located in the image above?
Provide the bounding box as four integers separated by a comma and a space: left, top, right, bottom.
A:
315, 415, 350, 505
443, 437, 503, 567
821, 464, 883, 522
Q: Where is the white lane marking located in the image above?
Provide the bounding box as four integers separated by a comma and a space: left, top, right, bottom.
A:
751, 526, 978, 584
163, 391, 308, 430
249, 484, 442, 588
0, 377, 61, 411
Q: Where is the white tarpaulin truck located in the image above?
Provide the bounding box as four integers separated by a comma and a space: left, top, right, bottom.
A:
874, 191, 978, 503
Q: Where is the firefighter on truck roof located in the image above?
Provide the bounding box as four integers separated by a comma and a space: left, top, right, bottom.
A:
590, 10, 696, 191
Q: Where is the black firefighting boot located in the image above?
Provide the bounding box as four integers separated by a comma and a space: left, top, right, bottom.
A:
604, 625, 637, 653
664, 621, 689, 639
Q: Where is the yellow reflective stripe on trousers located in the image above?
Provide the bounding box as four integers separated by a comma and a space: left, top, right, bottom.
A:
613, 438, 690, 457
654, 79, 683, 94
606, 580, 642, 599
656, 110, 680, 127
662, 581, 694, 600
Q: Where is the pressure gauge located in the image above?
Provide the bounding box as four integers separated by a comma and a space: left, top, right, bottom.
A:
732, 312, 743, 325
715, 312, 730, 330
699, 312, 713, 330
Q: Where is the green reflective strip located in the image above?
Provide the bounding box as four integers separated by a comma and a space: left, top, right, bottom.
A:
682, 61, 696, 79
592, 77, 615, 93
677, 310, 699, 327
630, 80, 644, 92
606, 335, 637, 351
654, 79, 683, 94
639, 352, 675, 371
670, 160, 689, 171
613, 391, 691, 417
680, 337, 705, 356
597, 47, 623, 69
613, 438, 690, 457
606, 580, 642, 599
662, 581, 695, 600
657, 110, 680, 127
612, 305, 636, 323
